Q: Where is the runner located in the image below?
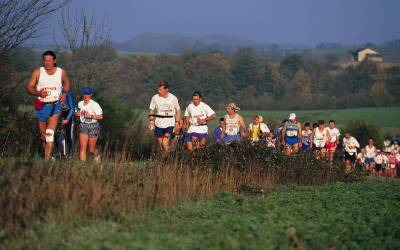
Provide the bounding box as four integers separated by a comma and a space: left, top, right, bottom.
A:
27, 51, 71, 160
326, 120, 340, 162
383, 139, 393, 153
388, 150, 399, 178
301, 122, 313, 151
54, 91, 77, 159
76, 87, 103, 162
277, 119, 288, 149
248, 115, 270, 143
364, 138, 377, 174
356, 148, 366, 170
213, 118, 225, 144
313, 120, 329, 159
258, 115, 270, 140
265, 132, 276, 148
221, 103, 246, 144
343, 132, 360, 172
183, 91, 216, 151
373, 150, 385, 177
148, 81, 181, 157
282, 113, 302, 155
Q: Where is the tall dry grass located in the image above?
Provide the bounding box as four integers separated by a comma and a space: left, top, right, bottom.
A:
0, 142, 361, 236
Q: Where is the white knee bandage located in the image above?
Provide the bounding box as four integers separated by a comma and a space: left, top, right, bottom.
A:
45, 129, 54, 143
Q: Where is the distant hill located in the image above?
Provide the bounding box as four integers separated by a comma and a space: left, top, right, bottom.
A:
113, 33, 262, 54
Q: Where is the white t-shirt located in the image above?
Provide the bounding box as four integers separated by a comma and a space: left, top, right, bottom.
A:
149, 93, 180, 128
343, 136, 360, 155
365, 145, 376, 158
357, 153, 365, 164
184, 102, 215, 134
327, 127, 340, 143
78, 99, 103, 124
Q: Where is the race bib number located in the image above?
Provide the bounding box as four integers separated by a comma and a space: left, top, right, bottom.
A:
226, 126, 238, 136
286, 130, 298, 137
40, 87, 60, 102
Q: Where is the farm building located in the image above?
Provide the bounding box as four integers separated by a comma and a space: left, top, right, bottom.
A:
351, 48, 383, 62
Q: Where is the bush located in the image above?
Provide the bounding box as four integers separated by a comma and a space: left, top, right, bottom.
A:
344, 119, 383, 148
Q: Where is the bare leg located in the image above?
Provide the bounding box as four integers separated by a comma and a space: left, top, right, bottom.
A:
199, 137, 206, 148
80, 133, 89, 161
88, 137, 99, 159
44, 114, 59, 160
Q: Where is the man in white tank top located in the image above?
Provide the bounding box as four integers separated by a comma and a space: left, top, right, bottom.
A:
27, 51, 71, 160
148, 81, 181, 157
183, 91, 216, 151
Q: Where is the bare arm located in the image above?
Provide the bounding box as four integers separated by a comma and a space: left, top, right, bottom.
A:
175, 109, 182, 129
238, 115, 247, 137
298, 123, 302, 145
184, 115, 190, 128
27, 69, 46, 97
281, 125, 287, 144
61, 70, 71, 93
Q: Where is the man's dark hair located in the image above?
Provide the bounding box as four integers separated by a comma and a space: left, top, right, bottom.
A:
304, 122, 310, 127
158, 80, 169, 89
219, 118, 224, 122
43, 50, 57, 67
282, 119, 288, 124
43, 50, 56, 60
312, 123, 318, 128
318, 119, 324, 124
329, 120, 335, 124
192, 91, 202, 98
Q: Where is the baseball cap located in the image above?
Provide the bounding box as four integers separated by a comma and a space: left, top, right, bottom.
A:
289, 113, 296, 120
82, 86, 93, 95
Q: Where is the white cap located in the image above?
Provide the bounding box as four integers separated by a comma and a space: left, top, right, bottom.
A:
289, 113, 296, 120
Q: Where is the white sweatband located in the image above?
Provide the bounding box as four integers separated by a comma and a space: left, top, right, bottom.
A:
45, 129, 54, 143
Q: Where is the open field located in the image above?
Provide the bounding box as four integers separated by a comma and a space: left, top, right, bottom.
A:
4, 179, 400, 249
212, 106, 400, 135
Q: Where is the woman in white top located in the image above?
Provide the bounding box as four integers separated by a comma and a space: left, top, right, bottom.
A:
364, 138, 376, 173
75, 87, 103, 162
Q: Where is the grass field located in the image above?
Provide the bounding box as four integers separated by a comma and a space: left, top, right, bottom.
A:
140, 106, 400, 133
211, 106, 400, 135
5, 179, 400, 249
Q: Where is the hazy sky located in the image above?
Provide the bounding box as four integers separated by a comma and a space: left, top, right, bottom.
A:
43, 0, 400, 45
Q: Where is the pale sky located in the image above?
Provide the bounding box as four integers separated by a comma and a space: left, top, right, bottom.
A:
39, 0, 400, 45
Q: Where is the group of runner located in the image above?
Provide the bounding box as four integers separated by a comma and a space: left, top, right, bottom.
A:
148, 82, 400, 176
27, 51, 103, 162
28, 50, 399, 176
357, 139, 400, 177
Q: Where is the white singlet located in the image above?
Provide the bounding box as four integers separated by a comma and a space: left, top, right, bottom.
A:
225, 114, 240, 136
36, 67, 63, 103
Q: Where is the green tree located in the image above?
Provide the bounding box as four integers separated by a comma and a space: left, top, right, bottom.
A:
279, 54, 305, 80
231, 47, 259, 90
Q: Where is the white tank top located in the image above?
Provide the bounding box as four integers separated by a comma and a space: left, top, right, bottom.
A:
365, 145, 376, 158
225, 114, 240, 136
36, 67, 62, 102
314, 127, 327, 147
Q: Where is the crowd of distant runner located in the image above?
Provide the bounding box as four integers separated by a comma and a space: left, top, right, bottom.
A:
27, 51, 400, 177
